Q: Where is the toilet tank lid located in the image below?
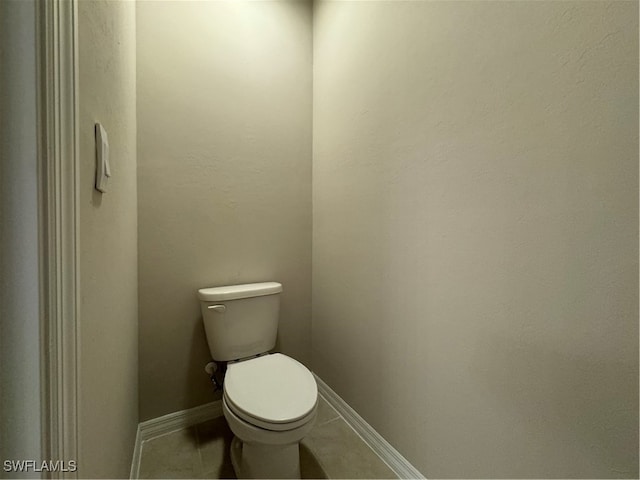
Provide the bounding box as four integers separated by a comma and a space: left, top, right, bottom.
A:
198, 282, 282, 302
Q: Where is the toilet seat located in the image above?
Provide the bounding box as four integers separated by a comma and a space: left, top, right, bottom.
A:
224, 353, 318, 431
224, 394, 317, 431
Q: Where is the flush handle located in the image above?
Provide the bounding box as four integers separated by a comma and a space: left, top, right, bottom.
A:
207, 304, 226, 313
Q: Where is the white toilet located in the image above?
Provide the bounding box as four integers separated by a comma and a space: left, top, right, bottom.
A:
197, 282, 318, 479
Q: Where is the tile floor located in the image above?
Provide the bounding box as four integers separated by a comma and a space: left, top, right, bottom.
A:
138, 395, 397, 479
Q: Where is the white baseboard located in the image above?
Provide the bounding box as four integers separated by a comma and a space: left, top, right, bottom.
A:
130, 378, 424, 480
314, 374, 425, 480
129, 424, 142, 480
129, 400, 223, 479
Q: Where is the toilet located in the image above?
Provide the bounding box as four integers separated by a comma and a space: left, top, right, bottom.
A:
197, 282, 318, 479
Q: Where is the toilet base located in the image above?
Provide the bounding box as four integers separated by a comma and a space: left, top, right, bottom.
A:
229, 435, 301, 479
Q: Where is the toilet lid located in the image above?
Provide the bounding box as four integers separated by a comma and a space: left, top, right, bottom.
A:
224, 353, 317, 425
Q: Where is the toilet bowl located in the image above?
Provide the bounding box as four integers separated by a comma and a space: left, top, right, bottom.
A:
222, 353, 317, 479
198, 282, 317, 479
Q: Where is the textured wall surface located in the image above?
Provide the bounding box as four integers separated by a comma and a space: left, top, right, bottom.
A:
136, 1, 312, 421
78, 1, 138, 477
312, 1, 639, 478
0, 0, 41, 475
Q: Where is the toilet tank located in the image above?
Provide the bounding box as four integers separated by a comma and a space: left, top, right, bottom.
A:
197, 282, 282, 361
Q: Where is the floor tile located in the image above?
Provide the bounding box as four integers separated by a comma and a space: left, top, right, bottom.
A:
197, 417, 236, 479
302, 418, 397, 479
138, 403, 397, 479
300, 442, 328, 479
139, 427, 201, 479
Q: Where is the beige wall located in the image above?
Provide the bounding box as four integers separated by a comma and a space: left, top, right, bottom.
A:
312, 1, 638, 478
78, 1, 138, 477
136, 1, 312, 421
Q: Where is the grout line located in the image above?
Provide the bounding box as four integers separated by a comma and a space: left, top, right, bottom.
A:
141, 425, 189, 443
317, 396, 341, 426
194, 422, 204, 469
317, 415, 342, 428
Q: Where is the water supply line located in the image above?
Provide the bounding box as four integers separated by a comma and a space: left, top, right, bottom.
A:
205, 361, 224, 392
